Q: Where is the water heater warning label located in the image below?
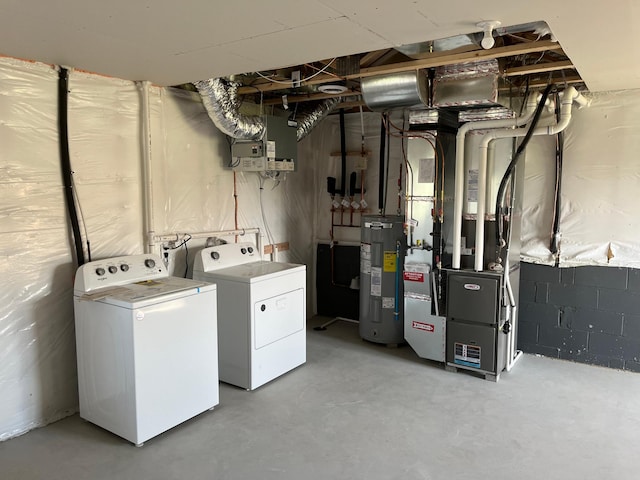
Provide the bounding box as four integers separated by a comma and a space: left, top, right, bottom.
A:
383, 251, 396, 272
412, 321, 434, 332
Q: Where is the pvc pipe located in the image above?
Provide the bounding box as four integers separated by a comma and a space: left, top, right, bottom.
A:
138, 81, 155, 254
452, 94, 540, 269
155, 228, 262, 259
473, 87, 588, 271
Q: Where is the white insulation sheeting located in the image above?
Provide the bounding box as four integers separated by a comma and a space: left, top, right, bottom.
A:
521, 89, 640, 267
0, 57, 315, 440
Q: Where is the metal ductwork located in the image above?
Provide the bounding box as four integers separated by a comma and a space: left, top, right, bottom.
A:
361, 70, 429, 112
433, 59, 501, 108
195, 77, 337, 141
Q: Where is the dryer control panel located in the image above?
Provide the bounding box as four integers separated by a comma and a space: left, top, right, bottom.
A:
74, 254, 167, 293
194, 242, 257, 272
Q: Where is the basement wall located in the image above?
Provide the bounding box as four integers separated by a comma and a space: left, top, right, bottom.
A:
0, 57, 315, 440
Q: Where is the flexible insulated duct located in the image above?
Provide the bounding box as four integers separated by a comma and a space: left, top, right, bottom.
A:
195, 77, 338, 141
295, 98, 339, 141
195, 78, 265, 140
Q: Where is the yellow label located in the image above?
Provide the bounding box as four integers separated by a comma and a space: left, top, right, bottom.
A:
383, 251, 397, 272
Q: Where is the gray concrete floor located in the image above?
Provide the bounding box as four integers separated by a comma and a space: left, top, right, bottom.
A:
2, 316, 640, 479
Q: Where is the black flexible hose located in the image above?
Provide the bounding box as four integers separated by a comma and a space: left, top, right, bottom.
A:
550, 108, 564, 256
58, 67, 85, 266
494, 83, 553, 249
339, 108, 346, 196
378, 114, 386, 213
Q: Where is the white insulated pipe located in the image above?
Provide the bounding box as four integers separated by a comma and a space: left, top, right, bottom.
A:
451, 94, 540, 269
138, 80, 155, 254
472, 86, 589, 271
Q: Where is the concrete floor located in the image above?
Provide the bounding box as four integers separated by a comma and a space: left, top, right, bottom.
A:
2, 316, 640, 480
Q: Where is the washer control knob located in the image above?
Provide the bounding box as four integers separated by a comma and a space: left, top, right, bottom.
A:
144, 258, 156, 269
210, 251, 220, 260
241, 248, 247, 254
95, 268, 106, 276
120, 264, 129, 272
247, 247, 254, 254
108, 266, 118, 274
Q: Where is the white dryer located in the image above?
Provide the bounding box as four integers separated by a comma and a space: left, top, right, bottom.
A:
193, 242, 306, 390
73, 254, 218, 446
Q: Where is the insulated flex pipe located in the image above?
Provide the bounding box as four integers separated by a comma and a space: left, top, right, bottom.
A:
451, 94, 541, 269
58, 66, 85, 266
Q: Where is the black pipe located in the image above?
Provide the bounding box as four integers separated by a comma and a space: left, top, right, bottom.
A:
378, 114, 386, 213
339, 108, 346, 197
58, 67, 85, 266
550, 106, 564, 258
495, 83, 553, 249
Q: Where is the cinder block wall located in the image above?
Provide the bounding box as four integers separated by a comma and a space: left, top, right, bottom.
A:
518, 263, 640, 372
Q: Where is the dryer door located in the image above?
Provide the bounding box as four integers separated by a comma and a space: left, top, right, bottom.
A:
254, 288, 304, 349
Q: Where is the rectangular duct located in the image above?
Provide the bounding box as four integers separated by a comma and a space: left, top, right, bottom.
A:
433, 59, 500, 109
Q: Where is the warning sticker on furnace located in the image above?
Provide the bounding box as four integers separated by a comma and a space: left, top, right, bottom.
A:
383, 251, 396, 272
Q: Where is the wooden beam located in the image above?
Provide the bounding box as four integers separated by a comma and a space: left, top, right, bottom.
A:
349, 40, 563, 80
238, 40, 563, 95
503, 60, 575, 77
262, 91, 361, 106
359, 49, 393, 68
238, 73, 338, 94
499, 74, 584, 91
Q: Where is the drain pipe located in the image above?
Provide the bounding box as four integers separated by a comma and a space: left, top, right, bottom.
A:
452, 94, 540, 269
475, 86, 589, 271
138, 81, 155, 254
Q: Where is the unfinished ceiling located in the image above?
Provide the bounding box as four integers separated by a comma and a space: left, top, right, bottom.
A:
0, 0, 637, 93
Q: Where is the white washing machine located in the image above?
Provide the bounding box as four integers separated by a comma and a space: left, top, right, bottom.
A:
193, 242, 306, 390
73, 254, 219, 446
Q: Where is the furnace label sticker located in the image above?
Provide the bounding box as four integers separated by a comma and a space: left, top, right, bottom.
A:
412, 321, 434, 332
454, 342, 481, 368
382, 297, 395, 309
403, 263, 429, 282
370, 267, 382, 296
383, 251, 397, 272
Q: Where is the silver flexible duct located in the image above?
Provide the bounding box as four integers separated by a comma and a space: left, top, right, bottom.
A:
194, 78, 265, 140
195, 78, 338, 141
295, 98, 339, 141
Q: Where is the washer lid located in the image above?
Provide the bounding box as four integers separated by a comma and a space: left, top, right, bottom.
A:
76, 276, 215, 308
198, 261, 305, 283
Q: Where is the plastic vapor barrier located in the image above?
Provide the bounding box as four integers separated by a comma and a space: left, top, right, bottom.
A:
0, 57, 316, 440
521, 89, 640, 267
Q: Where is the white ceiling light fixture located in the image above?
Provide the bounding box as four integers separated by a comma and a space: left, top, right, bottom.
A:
477, 20, 502, 49
318, 84, 348, 95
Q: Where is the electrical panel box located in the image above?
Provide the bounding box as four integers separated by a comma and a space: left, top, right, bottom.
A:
231, 115, 297, 172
